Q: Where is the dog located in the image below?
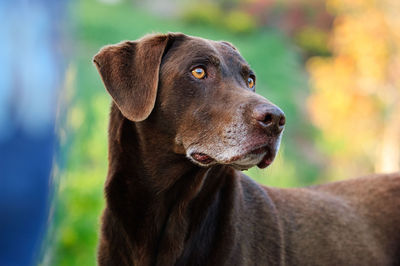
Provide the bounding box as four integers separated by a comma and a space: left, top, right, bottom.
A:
93, 33, 400, 266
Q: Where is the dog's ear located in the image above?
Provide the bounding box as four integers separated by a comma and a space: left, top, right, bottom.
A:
93, 34, 173, 121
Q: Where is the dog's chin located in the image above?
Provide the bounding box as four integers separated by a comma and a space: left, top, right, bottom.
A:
231, 144, 278, 170
187, 138, 281, 170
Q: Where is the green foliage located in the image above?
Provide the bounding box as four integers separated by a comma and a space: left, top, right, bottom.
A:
45, 0, 320, 265
182, 2, 222, 26
182, 3, 256, 34
224, 10, 256, 34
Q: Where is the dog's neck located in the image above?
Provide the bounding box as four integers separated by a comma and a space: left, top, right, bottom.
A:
107, 104, 205, 188
104, 103, 239, 265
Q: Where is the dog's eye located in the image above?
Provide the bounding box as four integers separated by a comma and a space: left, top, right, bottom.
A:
247, 77, 255, 89
191, 67, 206, 79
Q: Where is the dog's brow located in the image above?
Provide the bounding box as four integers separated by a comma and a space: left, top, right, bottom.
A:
191, 54, 220, 67
241, 65, 253, 76
209, 55, 221, 67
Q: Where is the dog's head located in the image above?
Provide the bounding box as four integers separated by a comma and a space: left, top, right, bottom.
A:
94, 33, 285, 170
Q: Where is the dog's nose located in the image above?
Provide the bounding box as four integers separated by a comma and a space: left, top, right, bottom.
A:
252, 104, 285, 134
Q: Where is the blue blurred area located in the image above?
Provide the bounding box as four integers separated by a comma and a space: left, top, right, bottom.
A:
0, 0, 67, 265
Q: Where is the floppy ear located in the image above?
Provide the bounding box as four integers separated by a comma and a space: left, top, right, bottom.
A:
93, 34, 172, 121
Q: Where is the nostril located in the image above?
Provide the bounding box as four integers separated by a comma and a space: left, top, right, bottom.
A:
263, 113, 273, 125
278, 115, 286, 127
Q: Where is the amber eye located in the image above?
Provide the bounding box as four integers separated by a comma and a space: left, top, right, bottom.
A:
191, 67, 206, 79
247, 77, 255, 89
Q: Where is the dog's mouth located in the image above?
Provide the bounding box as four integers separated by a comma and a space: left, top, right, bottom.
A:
191, 152, 215, 165
230, 144, 277, 170
255, 148, 275, 169
189, 138, 280, 170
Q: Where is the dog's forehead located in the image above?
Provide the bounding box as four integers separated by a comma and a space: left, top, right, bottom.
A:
171, 36, 248, 66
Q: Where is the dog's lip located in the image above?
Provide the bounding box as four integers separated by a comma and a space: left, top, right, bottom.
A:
230, 142, 278, 169
257, 151, 274, 169
189, 138, 279, 168
191, 152, 215, 164
248, 145, 267, 155
227, 143, 269, 163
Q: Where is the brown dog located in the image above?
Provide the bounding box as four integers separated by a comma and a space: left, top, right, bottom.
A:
93, 33, 400, 266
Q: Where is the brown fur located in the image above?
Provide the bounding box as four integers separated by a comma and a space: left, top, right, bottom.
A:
93, 33, 400, 266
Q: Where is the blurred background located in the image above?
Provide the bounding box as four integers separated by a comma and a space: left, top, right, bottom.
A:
1, 0, 399, 265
